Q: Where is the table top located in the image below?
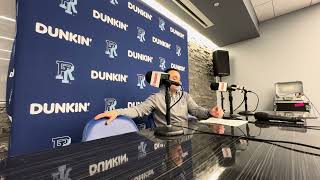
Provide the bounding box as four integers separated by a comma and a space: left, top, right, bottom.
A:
1, 114, 320, 180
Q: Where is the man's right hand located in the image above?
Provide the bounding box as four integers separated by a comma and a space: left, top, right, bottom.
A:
94, 110, 118, 125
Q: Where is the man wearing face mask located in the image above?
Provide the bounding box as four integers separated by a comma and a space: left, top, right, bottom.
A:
94, 68, 224, 126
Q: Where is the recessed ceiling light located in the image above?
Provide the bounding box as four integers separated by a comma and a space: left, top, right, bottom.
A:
0, 16, 16, 22
0, 36, 14, 41
0, 58, 10, 61
141, 0, 218, 49
0, 49, 12, 53
214, 2, 220, 7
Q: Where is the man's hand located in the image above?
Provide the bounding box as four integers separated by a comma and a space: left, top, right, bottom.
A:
210, 105, 224, 118
94, 110, 118, 125
210, 124, 225, 134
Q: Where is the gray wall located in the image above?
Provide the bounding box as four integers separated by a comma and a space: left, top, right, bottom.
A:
188, 39, 217, 109
0, 61, 9, 103
221, 4, 320, 112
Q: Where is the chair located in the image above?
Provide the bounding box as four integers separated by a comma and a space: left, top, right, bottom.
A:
187, 115, 198, 121
82, 115, 139, 142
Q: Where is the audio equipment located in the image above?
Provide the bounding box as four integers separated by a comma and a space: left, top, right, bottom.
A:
212, 50, 230, 77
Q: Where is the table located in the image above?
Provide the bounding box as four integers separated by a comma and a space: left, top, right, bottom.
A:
1, 115, 320, 180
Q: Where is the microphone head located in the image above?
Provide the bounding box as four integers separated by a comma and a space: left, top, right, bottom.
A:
254, 112, 269, 121
145, 71, 152, 84
230, 84, 238, 90
210, 83, 219, 91
145, 71, 172, 87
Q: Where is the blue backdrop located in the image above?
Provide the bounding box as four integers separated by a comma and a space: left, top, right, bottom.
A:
6, 0, 188, 156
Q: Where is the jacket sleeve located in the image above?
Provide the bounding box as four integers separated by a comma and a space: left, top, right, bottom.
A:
116, 94, 158, 119
187, 94, 211, 119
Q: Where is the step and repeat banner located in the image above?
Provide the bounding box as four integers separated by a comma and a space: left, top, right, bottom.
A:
6, 0, 188, 156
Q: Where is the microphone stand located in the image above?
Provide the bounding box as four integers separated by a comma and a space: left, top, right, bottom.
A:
238, 90, 255, 116
154, 83, 184, 137
223, 90, 242, 119
219, 77, 225, 112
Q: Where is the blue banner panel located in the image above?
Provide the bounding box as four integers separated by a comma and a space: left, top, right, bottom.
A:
8, 0, 188, 156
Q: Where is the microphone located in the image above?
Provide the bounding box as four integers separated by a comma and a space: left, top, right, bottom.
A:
145, 71, 184, 137
145, 71, 181, 88
254, 112, 303, 122
210, 82, 245, 92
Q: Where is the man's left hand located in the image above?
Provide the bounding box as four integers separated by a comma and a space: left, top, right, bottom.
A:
210, 105, 224, 118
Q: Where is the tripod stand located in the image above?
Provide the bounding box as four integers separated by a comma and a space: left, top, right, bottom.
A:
238, 90, 255, 116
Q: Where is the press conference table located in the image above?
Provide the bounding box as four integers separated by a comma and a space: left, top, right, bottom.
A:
1, 115, 320, 180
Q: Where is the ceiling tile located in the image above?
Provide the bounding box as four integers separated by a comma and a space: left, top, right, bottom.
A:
253, 1, 275, 22
273, 0, 311, 16
0, 0, 16, 19
0, 21, 16, 38
0, 40, 13, 52
0, 61, 9, 68
0, 51, 10, 59
250, 0, 272, 7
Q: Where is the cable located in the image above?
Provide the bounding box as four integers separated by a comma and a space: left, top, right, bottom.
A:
304, 125, 320, 129
171, 124, 320, 151
169, 86, 184, 110
303, 94, 320, 117
264, 141, 320, 157
187, 131, 320, 157
237, 126, 261, 137
234, 90, 259, 112
236, 127, 248, 137
234, 98, 245, 112
305, 127, 320, 130
249, 91, 259, 112
248, 121, 320, 130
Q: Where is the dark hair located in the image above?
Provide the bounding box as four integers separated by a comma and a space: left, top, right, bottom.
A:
164, 68, 180, 73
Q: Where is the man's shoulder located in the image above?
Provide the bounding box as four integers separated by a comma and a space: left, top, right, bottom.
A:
148, 90, 191, 98
182, 91, 191, 97
147, 91, 164, 99
183, 91, 190, 95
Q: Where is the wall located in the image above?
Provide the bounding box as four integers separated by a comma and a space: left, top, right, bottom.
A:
221, 4, 320, 113
0, 61, 9, 102
188, 38, 217, 109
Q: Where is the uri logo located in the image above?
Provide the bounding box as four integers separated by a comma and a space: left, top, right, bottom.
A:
105, 98, 117, 112
159, 18, 166, 31
137, 27, 146, 43
59, 0, 78, 15
56, 61, 75, 84
137, 74, 146, 89
176, 45, 182, 56
52, 164, 72, 180
105, 40, 118, 59
138, 141, 147, 159
9, 68, 15, 78
110, 0, 119, 5
159, 57, 166, 70
52, 136, 72, 148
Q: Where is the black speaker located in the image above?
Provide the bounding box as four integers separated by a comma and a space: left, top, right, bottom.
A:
212, 50, 230, 77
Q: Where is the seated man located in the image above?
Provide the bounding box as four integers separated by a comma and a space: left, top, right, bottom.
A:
95, 68, 223, 126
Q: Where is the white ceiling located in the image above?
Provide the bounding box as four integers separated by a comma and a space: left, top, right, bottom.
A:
0, 0, 15, 65
251, 0, 320, 22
